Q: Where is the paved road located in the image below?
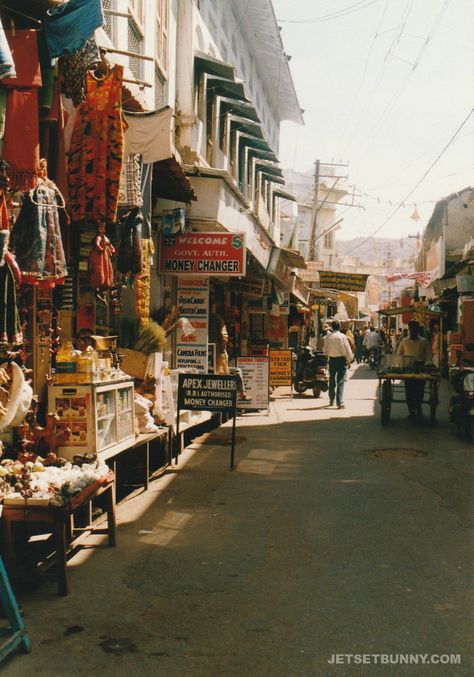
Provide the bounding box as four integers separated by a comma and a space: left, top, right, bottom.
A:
3, 365, 473, 676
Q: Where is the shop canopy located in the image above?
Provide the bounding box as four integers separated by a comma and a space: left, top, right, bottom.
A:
153, 157, 196, 204
378, 306, 443, 318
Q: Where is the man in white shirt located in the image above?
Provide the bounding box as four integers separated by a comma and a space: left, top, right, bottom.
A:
396, 320, 431, 417
323, 320, 354, 409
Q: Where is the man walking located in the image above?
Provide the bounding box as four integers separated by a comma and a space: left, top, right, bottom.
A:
323, 320, 354, 409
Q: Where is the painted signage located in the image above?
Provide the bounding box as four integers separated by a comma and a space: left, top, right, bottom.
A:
177, 374, 238, 412
319, 271, 369, 292
176, 278, 209, 372
159, 232, 246, 276
230, 278, 265, 298
236, 357, 270, 411
269, 349, 293, 386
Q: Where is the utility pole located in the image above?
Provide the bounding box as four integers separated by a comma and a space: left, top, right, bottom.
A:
308, 160, 349, 262
308, 160, 320, 261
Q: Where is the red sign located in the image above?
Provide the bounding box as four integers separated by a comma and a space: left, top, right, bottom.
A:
159, 232, 246, 276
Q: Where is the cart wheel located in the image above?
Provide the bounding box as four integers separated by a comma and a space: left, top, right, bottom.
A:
381, 380, 391, 426
430, 382, 439, 426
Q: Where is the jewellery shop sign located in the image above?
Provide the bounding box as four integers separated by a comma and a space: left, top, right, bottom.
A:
159, 232, 246, 276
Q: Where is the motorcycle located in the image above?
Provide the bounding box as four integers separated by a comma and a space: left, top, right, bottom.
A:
368, 348, 380, 370
293, 345, 328, 397
449, 363, 474, 440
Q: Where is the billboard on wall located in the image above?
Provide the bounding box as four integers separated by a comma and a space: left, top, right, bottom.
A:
176, 278, 209, 372
159, 232, 246, 276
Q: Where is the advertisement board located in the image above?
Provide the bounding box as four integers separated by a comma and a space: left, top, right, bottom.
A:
176, 278, 209, 372
269, 350, 293, 386
159, 232, 246, 276
236, 357, 270, 411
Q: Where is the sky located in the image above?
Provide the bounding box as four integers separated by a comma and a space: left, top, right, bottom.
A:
272, 0, 474, 245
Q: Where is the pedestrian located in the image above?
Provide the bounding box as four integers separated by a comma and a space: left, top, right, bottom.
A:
355, 329, 364, 363
396, 320, 431, 418
323, 320, 354, 409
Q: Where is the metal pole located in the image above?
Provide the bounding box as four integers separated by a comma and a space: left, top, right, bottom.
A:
308, 160, 320, 261
230, 409, 237, 470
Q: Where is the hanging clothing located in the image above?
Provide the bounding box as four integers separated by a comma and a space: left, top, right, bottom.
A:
139, 162, 153, 239
0, 230, 21, 345
40, 79, 69, 201
123, 107, 173, 163
117, 208, 143, 279
38, 32, 56, 113
0, 20, 15, 81
1, 30, 42, 191
135, 238, 154, 324
60, 38, 101, 106
68, 64, 125, 224
118, 154, 143, 208
11, 181, 68, 285
44, 0, 104, 59
87, 232, 115, 290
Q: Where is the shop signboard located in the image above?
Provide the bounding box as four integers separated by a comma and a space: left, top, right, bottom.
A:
267, 247, 292, 289
176, 278, 209, 372
236, 356, 270, 412
230, 278, 265, 298
176, 374, 239, 469
159, 232, 246, 276
319, 271, 369, 292
292, 276, 310, 305
269, 349, 293, 387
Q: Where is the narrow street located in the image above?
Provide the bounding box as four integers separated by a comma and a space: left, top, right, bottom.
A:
3, 365, 472, 676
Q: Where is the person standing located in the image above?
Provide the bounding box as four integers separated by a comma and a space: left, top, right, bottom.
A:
323, 320, 354, 409
396, 320, 431, 417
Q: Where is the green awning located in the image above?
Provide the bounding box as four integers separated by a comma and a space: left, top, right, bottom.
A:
219, 98, 260, 122
206, 76, 247, 102
195, 51, 234, 80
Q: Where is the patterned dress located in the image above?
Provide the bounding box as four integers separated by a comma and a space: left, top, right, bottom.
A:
68, 64, 125, 224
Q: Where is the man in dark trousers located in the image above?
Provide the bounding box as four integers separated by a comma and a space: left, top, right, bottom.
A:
323, 320, 354, 409
396, 320, 431, 417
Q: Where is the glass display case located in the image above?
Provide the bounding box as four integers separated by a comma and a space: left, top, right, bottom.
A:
48, 379, 135, 458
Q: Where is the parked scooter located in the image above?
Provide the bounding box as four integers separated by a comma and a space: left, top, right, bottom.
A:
293, 345, 328, 397
449, 349, 474, 440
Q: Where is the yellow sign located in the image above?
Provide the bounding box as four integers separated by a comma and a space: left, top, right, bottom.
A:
269, 349, 293, 386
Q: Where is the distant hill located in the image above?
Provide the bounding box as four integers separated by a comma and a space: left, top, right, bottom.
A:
337, 236, 418, 264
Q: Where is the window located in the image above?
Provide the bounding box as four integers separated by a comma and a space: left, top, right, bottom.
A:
155, 68, 167, 109
129, 0, 144, 24
103, 0, 115, 41
156, 0, 169, 76
324, 232, 334, 249
128, 18, 144, 79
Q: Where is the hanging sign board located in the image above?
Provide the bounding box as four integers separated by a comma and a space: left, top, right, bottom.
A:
176, 374, 239, 469
269, 349, 293, 387
230, 278, 265, 298
236, 356, 270, 411
159, 232, 246, 276
176, 277, 209, 372
319, 271, 369, 292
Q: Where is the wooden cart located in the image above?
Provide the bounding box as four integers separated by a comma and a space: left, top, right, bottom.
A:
378, 371, 440, 426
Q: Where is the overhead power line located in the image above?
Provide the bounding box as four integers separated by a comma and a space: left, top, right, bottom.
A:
278, 0, 380, 25
343, 107, 474, 255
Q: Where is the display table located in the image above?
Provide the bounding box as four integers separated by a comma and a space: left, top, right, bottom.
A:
0, 477, 116, 596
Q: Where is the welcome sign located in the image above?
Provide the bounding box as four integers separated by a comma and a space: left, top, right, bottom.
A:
159, 232, 246, 276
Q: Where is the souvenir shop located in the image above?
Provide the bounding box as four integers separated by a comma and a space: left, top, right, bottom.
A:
0, 0, 211, 601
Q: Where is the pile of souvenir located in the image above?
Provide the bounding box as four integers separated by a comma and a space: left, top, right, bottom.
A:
0, 454, 111, 505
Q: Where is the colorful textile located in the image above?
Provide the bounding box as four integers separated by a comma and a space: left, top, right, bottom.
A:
60, 38, 101, 106
118, 155, 143, 208
44, 0, 104, 58
38, 32, 56, 112
2, 30, 42, 89
0, 86, 7, 154
2, 89, 40, 191
68, 64, 125, 224
87, 232, 115, 290
139, 162, 153, 238
11, 182, 68, 284
0, 20, 15, 81
1, 30, 42, 191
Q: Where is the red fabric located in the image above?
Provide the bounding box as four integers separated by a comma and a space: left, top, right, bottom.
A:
0, 193, 9, 230
2, 89, 40, 191
2, 30, 42, 89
